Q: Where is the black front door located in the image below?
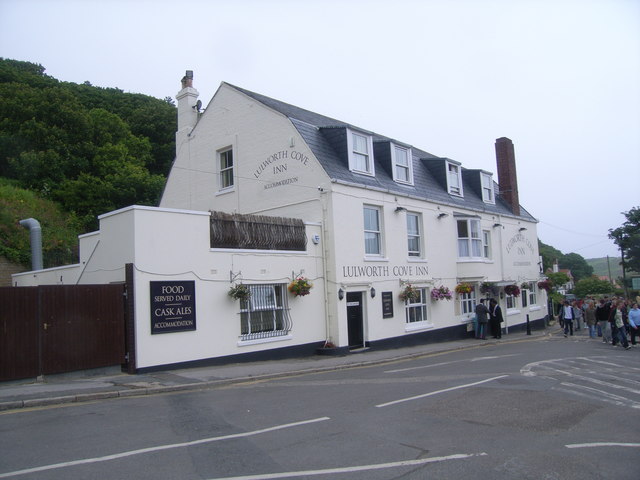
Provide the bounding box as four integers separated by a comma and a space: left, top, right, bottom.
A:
346, 292, 364, 349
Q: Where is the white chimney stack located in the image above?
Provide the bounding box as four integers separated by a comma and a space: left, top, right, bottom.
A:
176, 70, 199, 147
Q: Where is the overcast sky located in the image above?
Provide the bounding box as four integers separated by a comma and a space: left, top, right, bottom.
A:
1, 0, 638, 259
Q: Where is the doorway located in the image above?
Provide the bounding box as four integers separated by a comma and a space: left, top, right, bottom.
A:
346, 291, 365, 349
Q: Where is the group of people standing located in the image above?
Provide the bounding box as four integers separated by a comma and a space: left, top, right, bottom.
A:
557, 296, 640, 350
474, 298, 504, 339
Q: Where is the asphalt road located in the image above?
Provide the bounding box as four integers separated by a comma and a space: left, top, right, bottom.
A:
1, 333, 639, 479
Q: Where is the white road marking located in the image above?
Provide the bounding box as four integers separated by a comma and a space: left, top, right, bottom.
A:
558, 382, 640, 409
0, 417, 330, 479
542, 365, 640, 395
523, 356, 640, 408
385, 359, 466, 373
376, 375, 508, 408
203, 452, 488, 479
566, 442, 640, 449
386, 354, 519, 374
471, 354, 520, 362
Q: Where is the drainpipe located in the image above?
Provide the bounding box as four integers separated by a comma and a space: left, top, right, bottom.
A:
19, 218, 43, 271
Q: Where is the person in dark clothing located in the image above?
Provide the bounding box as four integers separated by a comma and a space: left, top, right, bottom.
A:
489, 298, 503, 339
608, 298, 619, 346
475, 299, 489, 339
560, 300, 574, 337
596, 298, 611, 342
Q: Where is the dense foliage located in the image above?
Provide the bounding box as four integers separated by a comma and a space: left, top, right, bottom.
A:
0, 178, 81, 267
572, 276, 616, 298
0, 58, 175, 232
538, 240, 593, 282
609, 206, 640, 274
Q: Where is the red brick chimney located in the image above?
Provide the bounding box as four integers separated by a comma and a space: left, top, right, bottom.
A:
495, 137, 520, 216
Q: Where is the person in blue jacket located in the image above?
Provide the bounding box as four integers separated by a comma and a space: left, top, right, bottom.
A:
627, 303, 639, 346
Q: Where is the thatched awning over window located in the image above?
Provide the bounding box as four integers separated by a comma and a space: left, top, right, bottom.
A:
210, 211, 307, 251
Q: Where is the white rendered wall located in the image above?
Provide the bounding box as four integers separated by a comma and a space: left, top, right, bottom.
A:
161, 83, 330, 223
126, 207, 326, 369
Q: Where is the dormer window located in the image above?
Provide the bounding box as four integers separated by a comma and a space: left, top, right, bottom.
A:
347, 130, 375, 176
447, 161, 463, 196
392, 144, 413, 184
481, 172, 495, 204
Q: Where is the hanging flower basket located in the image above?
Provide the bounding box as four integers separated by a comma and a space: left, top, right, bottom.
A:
455, 282, 473, 295
479, 282, 499, 296
400, 284, 421, 302
504, 284, 521, 297
288, 277, 312, 297
228, 283, 251, 301
431, 285, 452, 301
537, 279, 553, 293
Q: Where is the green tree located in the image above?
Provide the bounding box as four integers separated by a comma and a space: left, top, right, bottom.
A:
538, 240, 563, 272
560, 252, 593, 282
573, 276, 614, 297
547, 271, 570, 288
609, 206, 640, 274
0, 60, 176, 231
0, 179, 81, 267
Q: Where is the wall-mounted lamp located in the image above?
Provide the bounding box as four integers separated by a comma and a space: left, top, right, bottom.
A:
493, 223, 502, 228
437, 213, 449, 219
338, 288, 344, 301
395, 206, 407, 213
370, 287, 376, 298
519, 227, 527, 232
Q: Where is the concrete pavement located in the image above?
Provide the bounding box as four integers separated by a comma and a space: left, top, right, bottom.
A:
0, 329, 552, 412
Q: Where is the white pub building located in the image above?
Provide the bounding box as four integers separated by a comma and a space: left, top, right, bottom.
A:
13, 72, 546, 371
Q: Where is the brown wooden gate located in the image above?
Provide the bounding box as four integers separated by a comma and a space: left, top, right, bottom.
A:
0, 284, 128, 382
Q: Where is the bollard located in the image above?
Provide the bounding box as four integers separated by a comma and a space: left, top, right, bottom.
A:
526, 314, 531, 335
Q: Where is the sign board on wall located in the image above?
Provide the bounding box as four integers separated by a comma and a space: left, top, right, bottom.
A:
150, 281, 196, 334
382, 291, 394, 318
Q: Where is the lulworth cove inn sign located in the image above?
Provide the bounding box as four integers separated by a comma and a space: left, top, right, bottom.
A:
506, 232, 535, 267
253, 149, 311, 190
342, 264, 429, 279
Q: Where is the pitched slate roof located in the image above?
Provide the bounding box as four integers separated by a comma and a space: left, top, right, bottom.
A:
226, 83, 536, 222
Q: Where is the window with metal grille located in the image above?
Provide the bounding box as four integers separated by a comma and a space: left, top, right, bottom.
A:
239, 284, 292, 340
